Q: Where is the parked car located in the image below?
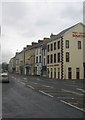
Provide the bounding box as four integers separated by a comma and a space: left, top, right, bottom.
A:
1, 72, 9, 83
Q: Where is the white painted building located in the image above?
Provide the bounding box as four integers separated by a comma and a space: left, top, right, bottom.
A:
34, 41, 43, 75
47, 23, 85, 79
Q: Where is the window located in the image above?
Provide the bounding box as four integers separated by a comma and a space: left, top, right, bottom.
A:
44, 58, 45, 66
58, 53, 60, 62
39, 56, 41, 63
40, 48, 41, 54
50, 54, 53, 63
76, 68, 80, 79
16, 59, 19, 65
54, 42, 56, 50
66, 40, 69, 48
36, 49, 38, 55
68, 67, 72, 79
84, 66, 85, 79
54, 68, 56, 78
66, 52, 69, 62
51, 68, 53, 78
51, 44, 53, 51
54, 54, 56, 63
43, 49, 45, 56
36, 57, 38, 63
58, 68, 60, 79
58, 41, 60, 49
47, 55, 49, 64
78, 41, 81, 49
47, 45, 49, 52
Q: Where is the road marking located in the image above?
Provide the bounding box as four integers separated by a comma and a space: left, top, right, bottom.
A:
60, 100, 85, 113
36, 78, 41, 81
57, 97, 75, 99
27, 85, 34, 89
23, 78, 27, 80
21, 82, 25, 85
42, 84, 53, 89
12, 76, 16, 79
76, 88, 85, 93
62, 89, 83, 96
30, 82, 38, 85
39, 90, 53, 98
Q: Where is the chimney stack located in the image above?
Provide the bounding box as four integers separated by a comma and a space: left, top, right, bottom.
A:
38, 40, 43, 43
32, 42, 37, 46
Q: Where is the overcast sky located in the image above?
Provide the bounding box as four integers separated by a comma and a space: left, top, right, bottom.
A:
1, 0, 84, 63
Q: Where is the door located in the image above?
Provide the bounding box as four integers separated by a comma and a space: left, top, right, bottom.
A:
76, 68, 80, 79
84, 67, 85, 79
68, 67, 72, 79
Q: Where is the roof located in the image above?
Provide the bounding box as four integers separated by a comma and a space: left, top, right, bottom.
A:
50, 22, 85, 41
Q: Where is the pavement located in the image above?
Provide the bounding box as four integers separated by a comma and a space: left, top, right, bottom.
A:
2, 74, 85, 118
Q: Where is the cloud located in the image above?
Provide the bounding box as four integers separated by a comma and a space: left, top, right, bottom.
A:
1, 1, 83, 63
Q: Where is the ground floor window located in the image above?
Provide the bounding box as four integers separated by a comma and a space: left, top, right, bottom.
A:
58, 68, 60, 79
76, 68, 80, 79
51, 68, 53, 78
54, 68, 56, 78
68, 67, 72, 79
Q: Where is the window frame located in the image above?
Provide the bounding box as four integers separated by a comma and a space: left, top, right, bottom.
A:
66, 40, 69, 48
66, 52, 70, 62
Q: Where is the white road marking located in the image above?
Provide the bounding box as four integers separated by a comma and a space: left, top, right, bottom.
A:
23, 78, 27, 80
27, 85, 34, 89
30, 82, 38, 85
60, 100, 85, 113
39, 90, 53, 98
62, 89, 83, 96
36, 78, 40, 81
42, 84, 53, 89
57, 97, 74, 99
12, 76, 16, 79
21, 82, 25, 85
76, 88, 85, 93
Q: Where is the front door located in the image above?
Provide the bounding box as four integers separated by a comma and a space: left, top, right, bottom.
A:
68, 67, 72, 79
26, 67, 29, 75
84, 67, 85, 79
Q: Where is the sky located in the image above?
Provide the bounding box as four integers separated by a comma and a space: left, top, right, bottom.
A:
0, 0, 84, 63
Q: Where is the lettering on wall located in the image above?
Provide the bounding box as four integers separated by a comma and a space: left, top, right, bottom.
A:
72, 32, 85, 38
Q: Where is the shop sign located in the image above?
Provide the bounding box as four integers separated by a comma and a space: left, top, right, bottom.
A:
72, 32, 85, 38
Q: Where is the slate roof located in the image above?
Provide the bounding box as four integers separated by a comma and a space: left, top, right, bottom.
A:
50, 22, 85, 41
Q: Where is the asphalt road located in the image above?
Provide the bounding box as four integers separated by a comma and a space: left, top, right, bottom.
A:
2, 74, 85, 118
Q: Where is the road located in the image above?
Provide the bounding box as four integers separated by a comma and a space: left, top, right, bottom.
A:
2, 74, 85, 118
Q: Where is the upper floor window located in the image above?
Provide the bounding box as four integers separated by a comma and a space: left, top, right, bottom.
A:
66, 40, 69, 48
36, 49, 38, 55
58, 53, 60, 62
51, 44, 53, 51
58, 41, 60, 49
50, 54, 53, 63
43, 49, 45, 56
47, 45, 49, 52
54, 54, 56, 63
39, 48, 41, 54
66, 52, 69, 62
39, 56, 41, 63
36, 56, 38, 63
54, 42, 56, 50
43, 58, 45, 66
78, 41, 81, 49
47, 55, 49, 64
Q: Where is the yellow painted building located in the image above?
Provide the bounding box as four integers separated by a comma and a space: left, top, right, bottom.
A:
25, 43, 37, 75
47, 23, 85, 79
